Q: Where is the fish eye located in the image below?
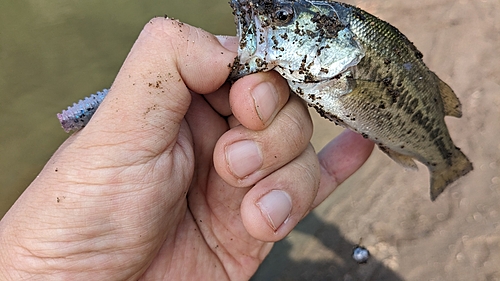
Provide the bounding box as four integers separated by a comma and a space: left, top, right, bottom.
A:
273, 6, 294, 24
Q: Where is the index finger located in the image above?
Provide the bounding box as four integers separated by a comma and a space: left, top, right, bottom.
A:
70, 18, 237, 160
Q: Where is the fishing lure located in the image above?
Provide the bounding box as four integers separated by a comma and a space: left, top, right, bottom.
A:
57, 89, 108, 133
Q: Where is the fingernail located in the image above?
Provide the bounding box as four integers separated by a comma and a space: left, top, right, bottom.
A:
252, 82, 279, 124
256, 190, 292, 231
226, 140, 263, 178
215, 35, 238, 52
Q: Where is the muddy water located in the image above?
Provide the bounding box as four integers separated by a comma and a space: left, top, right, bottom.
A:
0, 0, 234, 216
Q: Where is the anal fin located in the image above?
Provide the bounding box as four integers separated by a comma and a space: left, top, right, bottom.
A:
378, 145, 419, 171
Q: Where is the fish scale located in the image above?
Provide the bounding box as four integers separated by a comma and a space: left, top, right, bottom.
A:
230, 0, 473, 200
331, 4, 460, 168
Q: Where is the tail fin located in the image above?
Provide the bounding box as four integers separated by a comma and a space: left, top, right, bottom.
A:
430, 148, 473, 201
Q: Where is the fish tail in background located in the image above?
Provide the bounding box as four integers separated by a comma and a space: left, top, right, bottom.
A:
430, 148, 473, 201
57, 89, 109, 133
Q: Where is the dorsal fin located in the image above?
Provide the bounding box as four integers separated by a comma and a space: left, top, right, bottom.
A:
436, 76, 462, 118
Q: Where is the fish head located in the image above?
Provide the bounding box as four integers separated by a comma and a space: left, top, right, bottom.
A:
230, 0, 365, 84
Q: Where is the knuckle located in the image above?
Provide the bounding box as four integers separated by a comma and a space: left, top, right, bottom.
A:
278, 102, 312, 152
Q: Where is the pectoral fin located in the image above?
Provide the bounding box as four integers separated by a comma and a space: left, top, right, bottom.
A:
343, 79, 393, 103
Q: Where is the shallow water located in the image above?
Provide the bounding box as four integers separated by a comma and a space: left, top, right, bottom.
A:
0, 0, 234, 217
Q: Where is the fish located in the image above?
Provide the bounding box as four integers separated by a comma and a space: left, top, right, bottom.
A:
229, 0, 473, 201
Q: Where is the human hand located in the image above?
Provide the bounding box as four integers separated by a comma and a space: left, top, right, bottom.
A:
0, 18, 373, 280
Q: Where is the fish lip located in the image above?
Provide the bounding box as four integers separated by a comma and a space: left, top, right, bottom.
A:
230, 0, 365, 82
230, 0, 255, 44
230, 0, 270, 79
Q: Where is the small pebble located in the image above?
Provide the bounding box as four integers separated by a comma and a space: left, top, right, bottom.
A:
352, 245, 370, 264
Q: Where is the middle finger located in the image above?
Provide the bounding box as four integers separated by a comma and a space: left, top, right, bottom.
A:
213, 93, 313, 187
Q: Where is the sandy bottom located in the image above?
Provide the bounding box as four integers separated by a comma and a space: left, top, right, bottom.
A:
254, 0, 500, 280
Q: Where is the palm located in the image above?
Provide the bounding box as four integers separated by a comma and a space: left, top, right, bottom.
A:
139, 93, 269, 280
0, 20, 375, 280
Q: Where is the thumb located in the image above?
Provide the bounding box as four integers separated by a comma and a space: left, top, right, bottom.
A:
77, 18, 236, 157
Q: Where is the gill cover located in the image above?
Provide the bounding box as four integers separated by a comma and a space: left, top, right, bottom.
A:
230, 0, 364, 84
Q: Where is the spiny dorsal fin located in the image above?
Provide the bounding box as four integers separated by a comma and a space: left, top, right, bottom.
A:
437, 77, 462, 118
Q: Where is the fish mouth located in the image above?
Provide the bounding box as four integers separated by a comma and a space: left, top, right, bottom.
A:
230, 0, 365, 84
230, 0, 273, 79
230, 0, 257, 58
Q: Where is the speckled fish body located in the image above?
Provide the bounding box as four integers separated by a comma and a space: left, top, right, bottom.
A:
230, 0, 473, 200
